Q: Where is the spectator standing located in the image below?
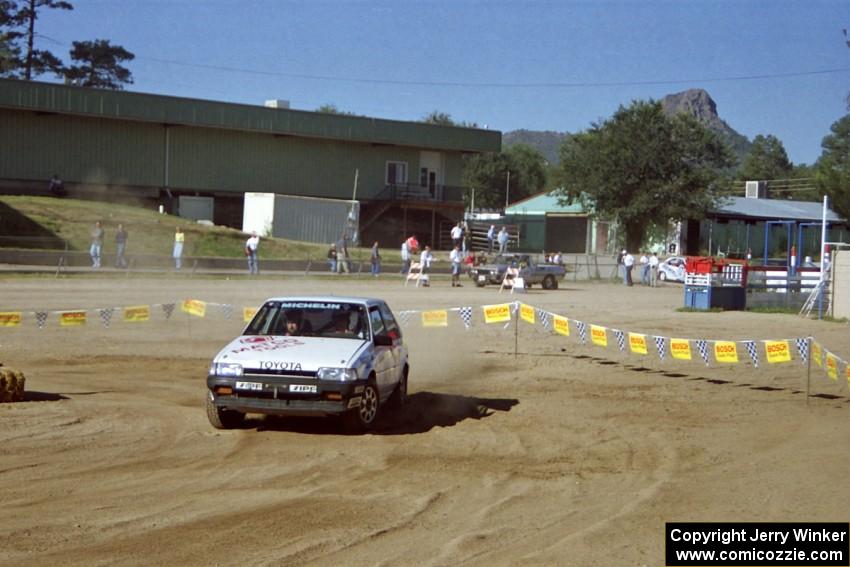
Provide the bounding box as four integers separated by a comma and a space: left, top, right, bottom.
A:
406, 234, 420, 255
486, 224, 495, 254
90, 221, 104, 269
418, 245, 433, 287
114, 223, 128, 268
327, 243, 337, 272
400, 240, 410, 275
461, 221, 469, 253
450, 222, 463, 249
552, 251, 562, 265
336, 235, 350, 273
370, 241, 381, 277
450, 244, 463, 287
649, 252, 660, 287
639, 251, 650, 285
245, 231, 260, 275
173, 227, 184, 270
497, 226, 509, 254
623, 250, 635, 286
48, 174, 66, 197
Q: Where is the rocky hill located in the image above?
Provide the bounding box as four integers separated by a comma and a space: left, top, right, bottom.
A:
504, 89, 750, 166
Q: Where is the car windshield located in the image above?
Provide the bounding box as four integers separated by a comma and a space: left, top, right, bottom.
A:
244, 301, 369, 340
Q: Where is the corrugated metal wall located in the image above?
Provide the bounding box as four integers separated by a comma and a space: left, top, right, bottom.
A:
272, 195, 358, 245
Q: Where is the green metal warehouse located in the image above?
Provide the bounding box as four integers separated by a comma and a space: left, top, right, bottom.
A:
0, 78, 500, 247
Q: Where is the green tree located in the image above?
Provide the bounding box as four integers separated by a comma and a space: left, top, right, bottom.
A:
64, 39, 133, 88
737, 134, 795, 197
815, 114, 850, 220
553, 100, 733, 251
421, 110, 478, 128
462, 143, 547, 209
315, 103, 356, 116
11, 0, 72, 80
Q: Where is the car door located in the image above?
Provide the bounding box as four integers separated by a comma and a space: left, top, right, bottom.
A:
378, 302, 403, 383
368, 306, 394, 399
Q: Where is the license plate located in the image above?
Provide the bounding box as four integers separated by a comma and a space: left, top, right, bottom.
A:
478, 275, 486, 282
289, 384, 317, 393
235, 381, 263, 391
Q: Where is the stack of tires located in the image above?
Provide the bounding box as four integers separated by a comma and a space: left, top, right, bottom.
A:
0, 364, 25, 403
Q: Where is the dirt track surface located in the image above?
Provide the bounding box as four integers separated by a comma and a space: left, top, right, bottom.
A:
1, 275, 849, 566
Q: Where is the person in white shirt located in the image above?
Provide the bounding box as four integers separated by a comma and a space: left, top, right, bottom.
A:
419, 246, 434, 287
649, 252, 660, 287
639, 252, 649, 285
449, 244, 463, 287
450, 222, 463, 249
623, 251, 635, 286
245, 232, 260, 275
400, 241, 410, 274
486, 225, 496, 254
497, 227, 509, 254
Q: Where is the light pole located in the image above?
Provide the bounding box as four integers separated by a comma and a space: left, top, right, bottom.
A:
505, 170, 511, 209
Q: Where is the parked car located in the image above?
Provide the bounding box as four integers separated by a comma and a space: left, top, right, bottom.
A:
658, 256, 686, 282
468, 254, 566, 289
206, 297, 409, 432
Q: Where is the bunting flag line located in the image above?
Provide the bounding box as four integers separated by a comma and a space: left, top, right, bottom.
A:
553, 314, 569, 336
161, 303, 176, 320
181, 299, 206, 318
35, 311, 48, 329
219, 303, 234, 320
744, 340, 759, 368
629, 332, 648, 355
98, 307, 114, 328
654, 336, 666, 361
520, 304, 536, 324
670, 338, 691, 361
714, 341, 738, 363
811, 341, 823, 368
576, 321, 588, 344
0, 312, 22, 327
60, 310, 86, 327
614, 329, 626, 352
537, 309, 551, 332
696, 339, 710, 366
590, 325, 607, 347
795, 337, 809, 365
458, 307, 473, 329
765, 340, 791, 364
243, 307, 257, 323
422, 310, 448, 328
397, 310, 411, 327
123, 305, 150, 323
825, 352, 839, 381
483, 303, 512, 324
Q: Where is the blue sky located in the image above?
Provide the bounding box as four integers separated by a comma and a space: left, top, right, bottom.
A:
33, 0, 850, 165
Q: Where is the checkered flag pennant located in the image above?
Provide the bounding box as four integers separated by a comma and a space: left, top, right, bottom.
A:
537, 309, 551, 332
795, 337, 809, 365
98, 307, 114, 328
458, 307, 473, 329
744, 340, 759, 368
654, 336, 666, 361
161, 303, 176, 320
695, 339, 710, 366
35, 311, 48, 329
397, 310, 412, 328
219, 303, 234, 320
576, 321, 587, 344
613, 329, 626, 352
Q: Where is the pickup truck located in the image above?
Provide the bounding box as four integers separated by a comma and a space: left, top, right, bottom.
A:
468, 254, 566, 289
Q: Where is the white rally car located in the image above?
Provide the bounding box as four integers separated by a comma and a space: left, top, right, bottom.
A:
206, 297, 409, 432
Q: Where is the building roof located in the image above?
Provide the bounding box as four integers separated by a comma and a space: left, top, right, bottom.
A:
0, 78, 501, 153
710, 197, 844, 223
505, 191, 587, 215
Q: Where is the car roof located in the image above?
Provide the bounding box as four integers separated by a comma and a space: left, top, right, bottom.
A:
263, 296, 383, 307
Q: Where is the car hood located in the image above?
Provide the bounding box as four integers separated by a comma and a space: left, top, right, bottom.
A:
214, 335, 369, 372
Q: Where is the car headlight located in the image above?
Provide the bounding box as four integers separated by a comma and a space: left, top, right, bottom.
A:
317, 367, 358, 381
210, 362, 243, 377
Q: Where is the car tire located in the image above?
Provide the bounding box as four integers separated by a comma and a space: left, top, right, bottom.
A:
206, 391, 245, 430
542, 275, 558, 290
343, 379, 380, 433
659, 272, 667, 281
388, 367, 408, 409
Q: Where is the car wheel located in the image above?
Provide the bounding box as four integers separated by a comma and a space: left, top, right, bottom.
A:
388, 367, 408, 409
659, 272, 667, 281
343, 380, 379, 433
542, 275, 558, 290
206, 391, 245, 430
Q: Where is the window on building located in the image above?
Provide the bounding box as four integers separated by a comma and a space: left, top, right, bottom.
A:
386, 161, 408, 185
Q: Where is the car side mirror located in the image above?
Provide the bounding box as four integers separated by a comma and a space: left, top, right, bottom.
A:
374, 335, 393, 347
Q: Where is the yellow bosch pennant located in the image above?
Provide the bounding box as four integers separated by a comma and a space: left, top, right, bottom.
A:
181, 299, 207, 318
846, 365, 850, 389
764, 340, 791, 364
714, 341, 738, 363
629, 333, 648, 355
825, 353, 838, 381
553, 314, 569, 336
123, 305, 150, 323
243, 307, 257, 323
520, 304, 535, 324
421, 310, 448, 328
590, 325, 607, 347
811, 342, 823, 368
483, 303, 511, 324
670, 338, 691, 360
0, 312, 22, 327
59, 310, 87, 327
